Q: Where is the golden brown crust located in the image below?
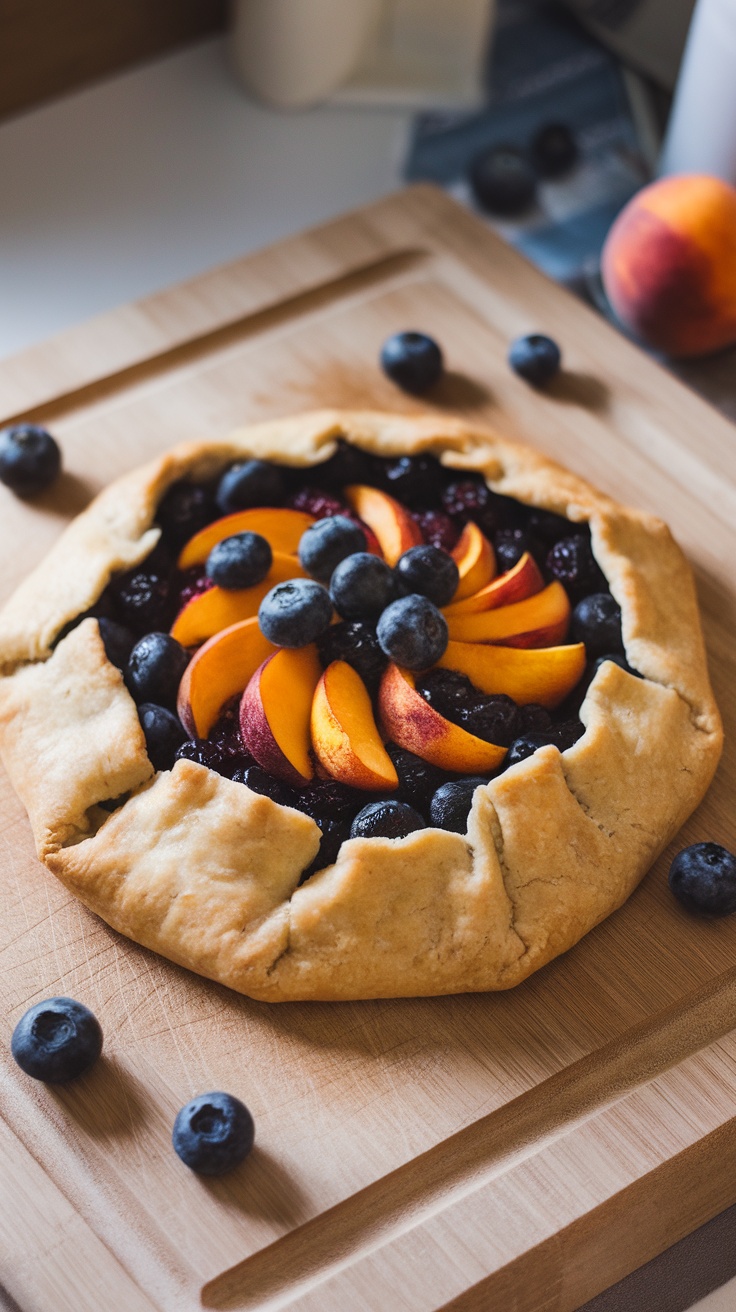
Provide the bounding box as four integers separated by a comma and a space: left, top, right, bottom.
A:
0, 410, 723, 1000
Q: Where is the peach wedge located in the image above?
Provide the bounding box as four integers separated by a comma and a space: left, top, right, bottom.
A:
344, 484, 422, 566
438, 640, 586, 709
450, 522, 496, 600
378, 664, 507, 774
311, 660, 399, 790
445, 581, 570, 648
177, 617, 276, 738
240, 645, 322, 786
171, 553, 307, 647
178, 507, 315, 570
444, 552, 544, 617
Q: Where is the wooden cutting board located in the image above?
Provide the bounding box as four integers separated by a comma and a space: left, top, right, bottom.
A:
1, 185, 736, 1312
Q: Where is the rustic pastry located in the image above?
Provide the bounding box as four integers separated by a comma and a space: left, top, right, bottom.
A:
0, 410, 722, 1001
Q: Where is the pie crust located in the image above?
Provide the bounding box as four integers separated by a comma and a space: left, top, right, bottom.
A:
0, 410, 723, 1001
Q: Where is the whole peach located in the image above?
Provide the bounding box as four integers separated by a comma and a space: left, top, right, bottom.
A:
601, 175, 736, 357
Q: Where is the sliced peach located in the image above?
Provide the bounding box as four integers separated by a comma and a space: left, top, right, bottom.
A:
177, 507, 315, 570
444, 552, 544, 617
171, 553, 307, 647
343, 485, 422, 566
450, 522, 496, 600
240, 645, 322, 786
378, 664, 507, 774
438, 640, 586, 709
311, 660, 398, 790
445, 581, 570, 648
177, 618, 275, 738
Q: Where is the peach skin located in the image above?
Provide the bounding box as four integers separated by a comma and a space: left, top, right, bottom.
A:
450, 522, 496, 600
171, 553, 307, 647
438, 639, 586, 708
344, 484, 422, 565
311, 660, 399, 790
378, 664, 507, 773
601, 174, 736, 357
178, 507, 315, 569
444, 551, 544, 617
240, 645, 322, 786
177, 617, 276, 738
445, 580, 570, 647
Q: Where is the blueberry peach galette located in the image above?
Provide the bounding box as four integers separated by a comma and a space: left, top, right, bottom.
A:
0, 411, 722, 1001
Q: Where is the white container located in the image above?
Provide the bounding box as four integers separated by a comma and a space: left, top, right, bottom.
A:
658, 0, 736, 183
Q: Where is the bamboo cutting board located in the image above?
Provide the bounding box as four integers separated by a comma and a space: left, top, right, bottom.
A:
1, 185, 736, 1312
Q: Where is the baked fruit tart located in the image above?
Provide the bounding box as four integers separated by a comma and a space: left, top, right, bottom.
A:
0, 410, 722, 1001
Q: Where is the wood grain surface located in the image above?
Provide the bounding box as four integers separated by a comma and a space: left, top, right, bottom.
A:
1, 185, 735, 1312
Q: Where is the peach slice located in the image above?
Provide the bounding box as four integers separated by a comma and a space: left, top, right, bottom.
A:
240, 645, 322, 786
177, 617, 276, 739
177, 507, 315, 570
378, 664, 507, 774
438, 640, 586, 709
343, 485, 422, 566
445, 581, 570, 648
450, 522, 496, 600
171, 553, 307, 647
444, 552, 544, 617
311, 660, 399, 790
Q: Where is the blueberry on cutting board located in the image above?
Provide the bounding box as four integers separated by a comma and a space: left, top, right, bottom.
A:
0, 425, 61, 497
380, 332, 444, 395
508, 334, 561, 386
172, 1092, 255, 1175
11, 997, 103, 1082
668, 843, 736, 917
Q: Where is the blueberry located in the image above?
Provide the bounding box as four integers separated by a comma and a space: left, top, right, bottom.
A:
429, 779, 488, 833
298, 516, 366, 585
206, 532, 272, 589
459, 695, 520, 746
317, 619, 387, 695
532, 123, 578, 179
172, 1091, 254, 1176
508, 334, 561, 386
258, 578, 333, 647
216, 460, 285, 514
571, 593, 624, 657
0, 424, 61, 497
386, 744, 446, 812
469, 146, 536, 216
506, 733, 553, 766
668, 843, 736, 917
396, 545, 459, 608
11, 997, 102, 1083
126, 633, 190, 711
376, 594, 448, 670
330, 553, 395, 619
384, 455, 444, 509
156, 481, 215, 550
546, 535, 605, 601
235, 765, 297, 807
111, 568, 175, 633
415, 669, 479, 721
350, 800, 426, 840
380, 332, 444, 395
138, 703, 188, 771
97, 618, 136, 671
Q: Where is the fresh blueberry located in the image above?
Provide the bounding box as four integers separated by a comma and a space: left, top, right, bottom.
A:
317, 619, 387, 695
593, 652, 638, 677
571, 593, 624, 657
350, 800, 426, 840
97, 618, 136, 671
172, 1091, 254, 1176
459, 695, 520, 746
384, 455, 444, 509
376, 594, 448, 670
0, 424, 61, 497
298, 516, 366, 585
380, 332, 444, 395
531, 123, 578, 179
206, 532, 272, 589
258, 578, 333, 647
330, 553, 395, 619
508, 334, 561, 386
11, 997, 103, 1083
396, 545, 459, 608
156, 481, 215, 549
668, 843, 736, 917
126, 633, 190, 711
506, 733, 553, 766
216, 460, 285, 514
546, 535, 605, 601
429, 779, 488, 833
469, 146, 536, 216
138, 703, 188, 771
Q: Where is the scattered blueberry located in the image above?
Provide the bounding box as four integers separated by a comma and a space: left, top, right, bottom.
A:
429, 779, 488, 833
216, 460, 285, 515
380, 332, 444, 395
350, 800, 426, 840
138, 703, 188, 771
412, 510, 459, 552
11, 997, 103, 1083
396, 545, 459, 608
206, 532, 272, 590
126, 633, 190, 711
330, 553, 395, 619
384, 455, 444, 509
506, 733, 553, 766
298, 516, 366, 585
156, 481, 215, 549
376, 594, 448, 670
571, 593, 624, 657
97, 617, 136, 671
668, 843, 736, 917
0, 424, 61, 497
469, 146, 537, 216
460, 695, 520, 746
172, 1091, 255, 1176
258, 578, 333, 647
546, 535, 605, 601
508, 334, 561, 386
532, 123, 578, 179
317, 619, 387, 695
